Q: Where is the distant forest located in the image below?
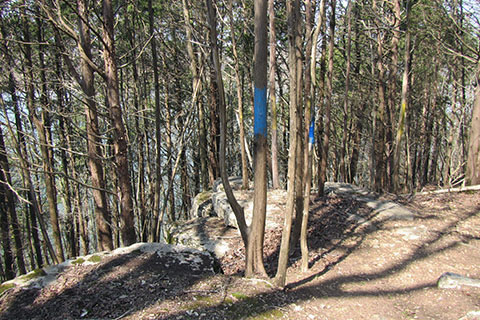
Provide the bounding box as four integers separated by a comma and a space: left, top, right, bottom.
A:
0, 0, 478, 283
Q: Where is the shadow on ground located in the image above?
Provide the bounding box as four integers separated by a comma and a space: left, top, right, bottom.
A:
0, 194, 478, 319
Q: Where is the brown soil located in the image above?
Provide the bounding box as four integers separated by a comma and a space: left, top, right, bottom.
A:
0, 190, 479, 320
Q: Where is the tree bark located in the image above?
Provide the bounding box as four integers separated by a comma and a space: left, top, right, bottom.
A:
393, 2, 412, 192
77, 0, 114, 251
147, 0, 163, 242
0, 126, 16, 279
102, 0, 136, 246
269, 0, 280, 190
466, 61, 480, 185
318, 0, 336, 197
245, 0, 268, 278
274, 0, 301, 288
301, 0, 324, 272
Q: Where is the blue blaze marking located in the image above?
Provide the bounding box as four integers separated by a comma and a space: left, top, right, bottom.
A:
308, 114, 315, 145
254, 87, 267, 137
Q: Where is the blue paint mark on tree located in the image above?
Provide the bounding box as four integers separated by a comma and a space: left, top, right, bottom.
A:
308, 114, 315, 145
254, 87, 267, 137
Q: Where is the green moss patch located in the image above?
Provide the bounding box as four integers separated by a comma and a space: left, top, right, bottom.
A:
87, 255, 102, 263
197, 191, 212, 203
0, 283, 16, 294
71, 258, 85, 265
231, 292, 249, 300
19, 268, 46, 281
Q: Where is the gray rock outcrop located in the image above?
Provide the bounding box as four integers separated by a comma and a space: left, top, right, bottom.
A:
437, 272, 480, 289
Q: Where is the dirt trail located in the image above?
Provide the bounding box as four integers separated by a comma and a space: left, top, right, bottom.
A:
0, 186, 478, 319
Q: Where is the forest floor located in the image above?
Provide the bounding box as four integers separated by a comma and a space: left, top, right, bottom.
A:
0, 186, 479, 320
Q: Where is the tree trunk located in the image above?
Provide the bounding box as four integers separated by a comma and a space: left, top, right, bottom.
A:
245, 0, 268, 277
182, 0, 209, 191
373, 0, 387, 192
164, 85, 176, 222
228, 1, 249, 191
23, 10, 64, 263
0, 126, 16, 279
301, 0, 324, 272
290, 0, 306, 251
393, 0, 412, 192
54, 46, 77, 258
318, 0, 335, 197
340, 0, 352, 183
274, 0, 301, 288
102, 0, 136, 246
206, 0, 248, 248
148, 0, 163, 242
466, 62, 480, 185
76, 0, 114, 251
269, 0, 280, 190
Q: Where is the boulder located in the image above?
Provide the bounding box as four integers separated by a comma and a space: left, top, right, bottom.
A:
437, 272, 480, 289
170, 217, 240, 259
213, 187, 286, 230
190, 191, 214, 218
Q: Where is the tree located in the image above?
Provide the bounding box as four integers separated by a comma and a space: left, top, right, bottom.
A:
22, 5, 64, 263
274, 0, 301, 288
246, 0, 269, 277
466, 62, 480, 185
269, 0, 280, 190
318, 0, 335, 196
102, 0, 136, 246
206, 0, 248, 246
301, 0, 325, 272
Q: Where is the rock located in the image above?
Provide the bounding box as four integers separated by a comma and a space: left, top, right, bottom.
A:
2, 243, 221, 290
324, 182, 416, 221
213, 188, 286, 229
459, 311, 480, 320
190, 191, 214, 218
212, 176, 249, 192
437, 272, 480, 289
170, 217, 239, 259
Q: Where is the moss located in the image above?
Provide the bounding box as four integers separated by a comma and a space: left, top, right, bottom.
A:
197, 191, 212, 203
231, 292, 249, 300
71, 258, 85, 265
19, 268, 46, 281
88, 255, 102, 263
0, 283, 16, 294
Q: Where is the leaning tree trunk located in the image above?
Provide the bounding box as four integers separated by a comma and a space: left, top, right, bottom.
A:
206, 0, 248, 247
102, 0, 136, 246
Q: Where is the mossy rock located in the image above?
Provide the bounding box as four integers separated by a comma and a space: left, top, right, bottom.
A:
87, 255, 102, 263
19, 268, 47, 281
0, 283, 16, 294
197, 191, 212, 203
71, 258, 85, 265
